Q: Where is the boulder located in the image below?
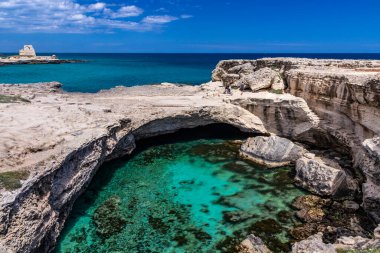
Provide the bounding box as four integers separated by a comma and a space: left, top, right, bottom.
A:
240, 136, 306, 168
222, 73, 240, 86
292, 233, 335, 253
238, 234, 272, 253
295, 157, 347, 196
239, 68, 279, 92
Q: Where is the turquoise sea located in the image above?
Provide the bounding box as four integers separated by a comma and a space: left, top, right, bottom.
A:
1, 53, 380, 92
54, 127, 306, 253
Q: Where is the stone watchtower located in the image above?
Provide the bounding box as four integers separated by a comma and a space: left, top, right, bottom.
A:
19, 45, 36, 57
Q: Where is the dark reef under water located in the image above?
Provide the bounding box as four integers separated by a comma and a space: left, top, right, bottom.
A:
54, 125, 306, 253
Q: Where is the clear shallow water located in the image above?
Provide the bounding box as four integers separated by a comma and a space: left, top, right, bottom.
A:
54, 138, 305, 253
1, 53, 380, 92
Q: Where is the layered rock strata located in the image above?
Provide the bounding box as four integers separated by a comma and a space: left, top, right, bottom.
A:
239, 136, 306, 168
214, 58, 380, 222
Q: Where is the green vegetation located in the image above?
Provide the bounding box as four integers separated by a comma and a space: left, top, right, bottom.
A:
337, 248, 380, 253
0, 94, 30, 103
0, 170, 30, 190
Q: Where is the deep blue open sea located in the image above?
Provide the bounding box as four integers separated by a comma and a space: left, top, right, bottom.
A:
1, 53, 380, 92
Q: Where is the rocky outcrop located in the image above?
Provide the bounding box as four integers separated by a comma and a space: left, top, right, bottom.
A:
240, 136, 306, 168
229, 93, 322, 144
239, 134, 356, 197
218, 58, 380, 222
293, 226, 380, 253
334, 235, 380, 252
212, 61, 286, 91
0, 58, 84, 66
292, 233, 336, 253
238, 234, 272, 253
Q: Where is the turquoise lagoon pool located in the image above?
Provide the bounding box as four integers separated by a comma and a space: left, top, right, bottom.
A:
54, 135, 305, 253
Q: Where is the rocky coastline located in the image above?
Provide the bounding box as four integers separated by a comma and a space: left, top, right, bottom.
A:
0, 58, 379, 252
0, 58, 85, 66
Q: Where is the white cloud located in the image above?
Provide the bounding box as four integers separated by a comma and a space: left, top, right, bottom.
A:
142, 15, 178, 24
110, 5, 143, 18
0, 0, 185, 33
88, 2, 106, 11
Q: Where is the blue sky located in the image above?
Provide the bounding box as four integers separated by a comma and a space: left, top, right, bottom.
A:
0, 0, 379, 53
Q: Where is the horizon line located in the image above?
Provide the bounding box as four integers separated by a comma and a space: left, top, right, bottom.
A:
2, 52, 380, 54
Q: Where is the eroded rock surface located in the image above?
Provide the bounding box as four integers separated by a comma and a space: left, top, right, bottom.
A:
293, 226, 380, 253
239, 67, 280, 92
292, 233, 336, 253
238, 234, 272, 253
216, 58, 380, 222
0, 82, 267, 253
240, 136, 306, 168
295, 157, 347, 196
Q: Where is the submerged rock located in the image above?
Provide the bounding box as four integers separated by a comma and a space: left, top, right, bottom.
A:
292, 195, 331, 210
223, 210, 256, 224
290, 223, 321, 241
296, 207, 325, 223
240, 136, 306, 168
238, 234, 272, 253
93, 196, 127, 238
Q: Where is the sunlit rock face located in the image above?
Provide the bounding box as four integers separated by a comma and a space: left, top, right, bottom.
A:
214, 58, 380, 223
240, 136, 306, 168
